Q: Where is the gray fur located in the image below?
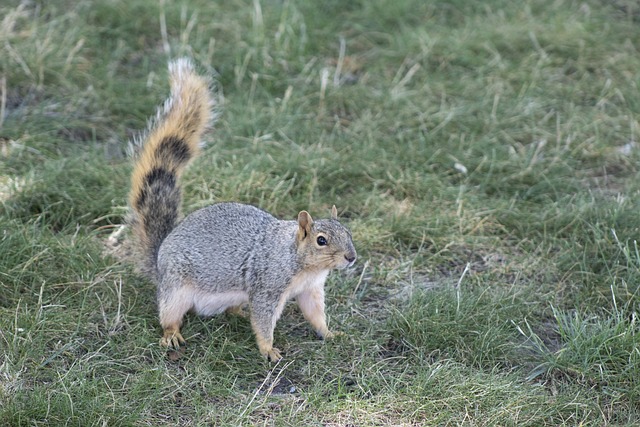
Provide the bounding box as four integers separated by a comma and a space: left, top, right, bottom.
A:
129, 59, 357, 360
153, 201, 356, 359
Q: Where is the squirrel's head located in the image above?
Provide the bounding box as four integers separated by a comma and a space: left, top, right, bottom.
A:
296, 205, 357, 270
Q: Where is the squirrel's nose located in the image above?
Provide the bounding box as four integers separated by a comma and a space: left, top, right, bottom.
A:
345, 254, 356, 263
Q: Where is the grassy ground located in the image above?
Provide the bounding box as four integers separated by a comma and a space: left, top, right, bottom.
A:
1, 0, 640, 425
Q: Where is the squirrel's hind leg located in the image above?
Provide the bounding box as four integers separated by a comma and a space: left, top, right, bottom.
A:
158, 285, 193, 348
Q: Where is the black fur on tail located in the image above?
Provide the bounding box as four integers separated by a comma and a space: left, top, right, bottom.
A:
133, 166, 181, 277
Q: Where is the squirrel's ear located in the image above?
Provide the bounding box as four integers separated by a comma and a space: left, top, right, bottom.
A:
331, 205, 338, 220
297, 210, 314, 240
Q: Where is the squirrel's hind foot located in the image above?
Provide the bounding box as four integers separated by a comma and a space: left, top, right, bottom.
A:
322, 330, 344, 340
160, 327, 186, 348
225, 303, 249, 318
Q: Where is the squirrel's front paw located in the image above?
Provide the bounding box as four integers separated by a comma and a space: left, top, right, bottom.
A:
261, 347, 282, 362
160, 329, 186, 348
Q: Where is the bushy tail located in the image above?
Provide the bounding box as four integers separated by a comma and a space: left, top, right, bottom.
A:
128, 58, 215, 279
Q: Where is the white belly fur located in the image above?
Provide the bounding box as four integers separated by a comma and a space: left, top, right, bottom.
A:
192, 289, 249, 316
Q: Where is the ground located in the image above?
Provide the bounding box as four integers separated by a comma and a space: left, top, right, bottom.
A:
1, 0, 639, 425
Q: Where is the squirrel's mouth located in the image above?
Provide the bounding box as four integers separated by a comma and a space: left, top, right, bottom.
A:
339, 254, 357, 269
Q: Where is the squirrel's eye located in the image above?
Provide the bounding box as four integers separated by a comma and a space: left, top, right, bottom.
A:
317, 236, 327, 246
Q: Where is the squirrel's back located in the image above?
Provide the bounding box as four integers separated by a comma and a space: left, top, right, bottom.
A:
128, 58, 215, 279
157, 202, 296, 291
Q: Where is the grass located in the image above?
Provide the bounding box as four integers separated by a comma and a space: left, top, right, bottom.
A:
1, 0, 640, 425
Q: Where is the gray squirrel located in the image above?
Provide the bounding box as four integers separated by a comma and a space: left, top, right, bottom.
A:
127, 59, 357, 361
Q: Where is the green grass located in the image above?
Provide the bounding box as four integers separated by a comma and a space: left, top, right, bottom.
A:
2, 0, 640, 425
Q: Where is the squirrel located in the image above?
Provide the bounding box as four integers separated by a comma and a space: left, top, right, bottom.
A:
127, 58, 357, 362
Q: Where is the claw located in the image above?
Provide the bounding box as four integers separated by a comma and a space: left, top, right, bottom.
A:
262, 347, 282, 362
160, 329, 186, 349
225, 304, 248, 318
322, 330, 344, 340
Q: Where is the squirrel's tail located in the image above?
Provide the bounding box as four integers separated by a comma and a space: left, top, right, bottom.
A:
128, 58, 215, 279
